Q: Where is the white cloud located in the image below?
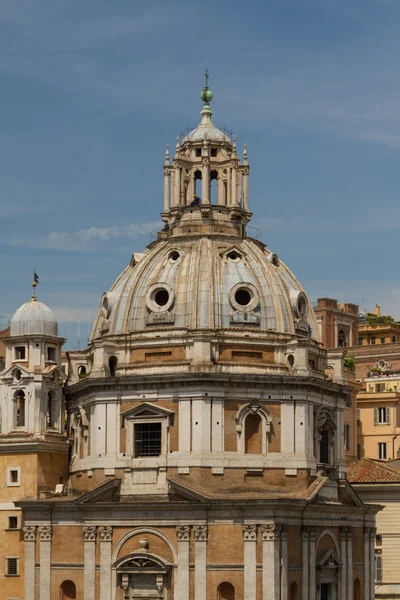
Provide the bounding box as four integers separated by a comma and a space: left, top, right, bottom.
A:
11, 221, 162, 251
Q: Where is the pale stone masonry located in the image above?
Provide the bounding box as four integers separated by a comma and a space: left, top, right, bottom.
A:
0, 77, 379, 599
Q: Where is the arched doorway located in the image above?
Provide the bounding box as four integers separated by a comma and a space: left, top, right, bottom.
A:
217, 582, 235, 600
60, 580, 76, 599
115, 553, 171, 598
289, 581, 298, 600
354, 578, 361, 600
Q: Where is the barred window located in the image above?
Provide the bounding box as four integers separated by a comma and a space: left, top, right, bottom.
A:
375, 551, 382, 583
134, 423, 161, 457
8, 516, 18, 529
6, 557, 19, 576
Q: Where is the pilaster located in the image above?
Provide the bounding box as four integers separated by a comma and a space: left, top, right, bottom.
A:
261, 524, 280, 600
340, 526, 347, 600
243, 524, 257, 600
83, 525, 97, 600
370, 528, 376, 600
99, 526, 113, 600
347, 528, 353, 600
309, 527, 316, 600
39, 525, 52, 600
302, 526, 310, 600
281, 525, 288, 600
194, 525, 208, 600
176, 525, 191, 600
24, 526, 36, 600
364, 528, 370, 600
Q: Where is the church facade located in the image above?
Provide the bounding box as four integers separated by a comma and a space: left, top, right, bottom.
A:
0, 80, 378, 600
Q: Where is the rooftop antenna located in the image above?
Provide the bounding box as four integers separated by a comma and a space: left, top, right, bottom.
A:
32, 269, 39, 300
77, 320, 80, 351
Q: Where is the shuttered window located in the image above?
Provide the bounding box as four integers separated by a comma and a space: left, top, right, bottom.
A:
374, 407, 390, 425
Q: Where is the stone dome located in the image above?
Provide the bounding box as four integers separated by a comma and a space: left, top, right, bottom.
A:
92, 231, 317, 340
10, 298, 58, 337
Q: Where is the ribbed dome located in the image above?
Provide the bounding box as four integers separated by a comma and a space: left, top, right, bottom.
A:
92, 235, 317, 340
10, 299, 58, 337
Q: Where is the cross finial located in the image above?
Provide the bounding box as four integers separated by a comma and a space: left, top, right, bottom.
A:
205, 68, 209, 88
32, 269, 39, 300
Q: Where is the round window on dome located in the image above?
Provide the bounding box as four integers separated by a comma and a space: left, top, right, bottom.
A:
289, 290, 308, 319
154, 289, 169, 307
229, 282, 259, 313
146, 283, 175, 314
169, 250, 180, 262
227, 251, 241, 262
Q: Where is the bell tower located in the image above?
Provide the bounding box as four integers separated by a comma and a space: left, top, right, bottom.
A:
162, 72, 251, 232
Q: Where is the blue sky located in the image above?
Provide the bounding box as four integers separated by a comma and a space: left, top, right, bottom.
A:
1, 0, 400, 348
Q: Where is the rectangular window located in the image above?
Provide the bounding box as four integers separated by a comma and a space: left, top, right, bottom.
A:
344, 424, 351, 451
195, 148, 201, 157
6, 557, 19, 576
7, 467, 21, 487
357, 408, 361, 422
378, 442, 387, 460
380, 338, 385, 344
375, 407, 390, 424
210, 148, 217, 157
371, 337, 376, 345
134, 423, 162, 457
14, 346, 25, 361
357, 443, 361, 459
359, 337, 363, 345
375, 551, 382, 583
393, 336, 396, 343
320, 430, 329, 464
8, 516, 18, 529
47, 347, 56, 362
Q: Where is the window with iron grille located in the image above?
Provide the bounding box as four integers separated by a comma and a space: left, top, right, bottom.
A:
8, 516, 18, 529
134, 423, 162, 457
375, 551, 382, 583
6, 557, 18, 576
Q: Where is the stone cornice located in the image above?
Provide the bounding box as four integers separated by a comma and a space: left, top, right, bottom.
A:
0, 439, 70, 454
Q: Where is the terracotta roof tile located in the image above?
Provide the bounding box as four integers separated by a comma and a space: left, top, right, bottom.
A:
348, 458, 400, 483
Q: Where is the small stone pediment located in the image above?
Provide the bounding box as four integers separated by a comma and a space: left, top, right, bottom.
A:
318, 550, 340, 569
121, 402, 175, 424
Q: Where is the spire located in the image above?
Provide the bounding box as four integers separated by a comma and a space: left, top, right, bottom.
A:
32, 270, 39, 300
243, 143, 248, 165
164, 144, 170, 166
199, 68, 214, 127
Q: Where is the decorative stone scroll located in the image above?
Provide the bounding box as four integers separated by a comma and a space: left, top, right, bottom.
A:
176, 525, 191, 541
83, 525, 97, 542
242, 524, 257, 541
193, 525, 208, 541
23, 525, 36, 541
98, 526, 112, 542
39, 525, 52, 541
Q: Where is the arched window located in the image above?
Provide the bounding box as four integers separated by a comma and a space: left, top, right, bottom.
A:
354, 578, 361, 600
109, 356, 118, 377
210, 169, 218, 204
78, 365, 87, 378
315, 408, 336, 466
245, 413, 262, 454
194, 169, 202, 199
217, 581, 235, 600
290, 582, 298, 600
60, 580, 76, 599
338, 330, 346, 348
14, 390, 25, 427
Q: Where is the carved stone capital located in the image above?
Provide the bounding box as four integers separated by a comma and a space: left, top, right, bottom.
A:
302, 526, 311, 541
261, 524, 280, 541
193, 525, 208, 542
370, 527, 377, 540
341, 526, 349, 541
242, 524, 257, 541
83, 525, 97, 542
99, 526, 113, 542
347, 527, 353, 541
176, 525, 191, 541
280, 524, 289, 541
23, 525, 36, 542
309, 526, 317, 542
39, 525, 52, 541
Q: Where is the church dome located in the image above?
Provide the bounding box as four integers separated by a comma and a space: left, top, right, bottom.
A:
10, 298, 58, 337
91, 233, 317, 340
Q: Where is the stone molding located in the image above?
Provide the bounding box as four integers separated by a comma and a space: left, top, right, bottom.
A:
176, 525, 191, 541
193, 525, 208, 541
23, 525, 36, 541
242, 524, 257, 541
99, 526, 113, 542
83, 525, 97, 542
39, 525, 52, 541
261, 524, 280, 541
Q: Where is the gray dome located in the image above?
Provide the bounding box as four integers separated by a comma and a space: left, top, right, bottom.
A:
183, 123, 230, 143
10, 299, 58, 337
92, 235, 317, 340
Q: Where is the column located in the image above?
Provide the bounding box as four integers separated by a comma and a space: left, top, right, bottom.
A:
340, 527, 347, 600
194, 525, 207, 600
243, 524, 257, 600
370, 528, 376, 600
202, 158, 210, 204
164, 168, 170, 211
261, 524, 280, 600
302, 527, 310, 600
231, 165, 237, 206
218, 177, 225, 205
39, 525, 52, 600
364, 528, 370, 600
173, 165, 181, 206
23, 526, 36, 600
243, 168, 249, 210
176, 526, 191, 600
281, 525, 288, 600
347, 528, 353, 600
83, 525, 97, 600
99, 526, 113, 600
309, 527, 316, 600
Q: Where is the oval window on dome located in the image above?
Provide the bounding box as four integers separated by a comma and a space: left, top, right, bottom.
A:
289, 290, 308, 319
227, 251, 241, 262
229, 283, 259, 313
169, 250, 180, 262
146, 283, 175, 314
